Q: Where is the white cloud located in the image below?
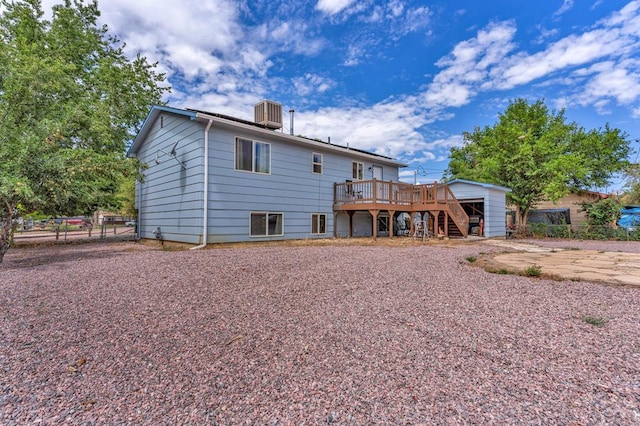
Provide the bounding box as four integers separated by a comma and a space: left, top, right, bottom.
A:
494, 1, 639, 92
390, 6, 432, 38
344, 3, 433, 65
575, 60, 640, 106
33, 0, 640, 167
492, 29, 630, 90
387, 0, 404, 18
255, 21, 326, 56
316, 0, 355, 16
408, 1, 637, 119
602, 0, 640, 26
343, 35, 376, 67
553, 0, 574, 17
292, 74, 336, 96
533, 25, 559, 45
295, 97, 430, 159
422, 21, 517, 111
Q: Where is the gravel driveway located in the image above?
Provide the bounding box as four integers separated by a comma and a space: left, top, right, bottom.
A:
1, 240, 639, 424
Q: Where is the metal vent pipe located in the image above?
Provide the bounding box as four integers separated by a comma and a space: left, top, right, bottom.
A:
289, 109, 294, 135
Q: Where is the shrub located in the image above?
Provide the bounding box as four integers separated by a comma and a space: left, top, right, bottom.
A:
582, 314, 607, 327
524, 264, 542, 277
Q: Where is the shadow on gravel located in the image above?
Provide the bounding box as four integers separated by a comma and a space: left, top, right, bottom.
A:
3, 239, 140, 270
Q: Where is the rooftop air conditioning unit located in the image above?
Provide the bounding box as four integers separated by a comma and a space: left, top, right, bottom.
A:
254, 100, 283, 130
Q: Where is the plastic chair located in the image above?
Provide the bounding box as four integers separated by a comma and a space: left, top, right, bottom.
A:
413, 220, 428, 242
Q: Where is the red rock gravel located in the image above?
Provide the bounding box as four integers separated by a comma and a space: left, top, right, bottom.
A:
1, 241, 639, 424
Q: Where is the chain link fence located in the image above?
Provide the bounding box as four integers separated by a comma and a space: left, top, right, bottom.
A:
510, 223, 640, 241
13, 223, 136, 246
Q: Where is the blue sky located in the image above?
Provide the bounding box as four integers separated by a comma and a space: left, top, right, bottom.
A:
41, 0, 640, 191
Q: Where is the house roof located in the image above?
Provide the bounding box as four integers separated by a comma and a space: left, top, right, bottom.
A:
572, 189, 611, 199
447, 178, 511, 192
128, 105, 407, 167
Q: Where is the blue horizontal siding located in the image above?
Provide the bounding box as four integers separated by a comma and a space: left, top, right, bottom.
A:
135, 110, 401, 244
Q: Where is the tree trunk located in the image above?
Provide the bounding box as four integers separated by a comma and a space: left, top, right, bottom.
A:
515, 205, 530, 233
0, 200, 15, 264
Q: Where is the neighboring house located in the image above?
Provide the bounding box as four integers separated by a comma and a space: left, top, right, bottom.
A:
529, 190, 611, 228
447, 179, 511, 238
127, 101, 474, 245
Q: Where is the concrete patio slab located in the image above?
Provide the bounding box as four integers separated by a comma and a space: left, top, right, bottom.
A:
482, 240, 640, 286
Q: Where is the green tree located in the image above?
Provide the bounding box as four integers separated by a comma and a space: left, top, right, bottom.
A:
446, 98, 631, 226
579, 198, 621, 227
116, 171, 138, 219
623, 163, 640, 205
0, 0, 168, 262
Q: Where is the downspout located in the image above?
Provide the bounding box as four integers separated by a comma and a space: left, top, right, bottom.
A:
191, 118, 213, 250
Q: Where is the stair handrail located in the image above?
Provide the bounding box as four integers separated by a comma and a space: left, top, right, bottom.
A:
445, 186, 469, 237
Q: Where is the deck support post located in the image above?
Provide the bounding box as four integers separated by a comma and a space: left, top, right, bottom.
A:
348, 211, 355, 238
369, 209, 379, 241
388, 209, 395, 238
444, 211, 449, 237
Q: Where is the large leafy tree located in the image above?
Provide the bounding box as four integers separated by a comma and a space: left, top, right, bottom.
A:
623, 163, 640, 205
446, 98, 631, 226
0, 0, 168, 262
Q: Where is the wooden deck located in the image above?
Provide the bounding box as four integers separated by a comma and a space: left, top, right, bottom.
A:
333, 179, 469, 240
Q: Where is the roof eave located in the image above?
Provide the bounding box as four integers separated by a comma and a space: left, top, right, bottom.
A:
447, 178, 512, 192
194, 111, 408, 168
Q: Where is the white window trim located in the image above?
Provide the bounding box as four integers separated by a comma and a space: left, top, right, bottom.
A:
312, 152, 323, 175
235, 137, 272, 175
311, 213, 327, 235
249, 211, 284, 237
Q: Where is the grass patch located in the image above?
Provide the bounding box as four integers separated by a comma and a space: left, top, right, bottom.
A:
495, 268, 513, 275
581, 314, 607, 327
524, 264, 542, 277
465, 255, 477, 263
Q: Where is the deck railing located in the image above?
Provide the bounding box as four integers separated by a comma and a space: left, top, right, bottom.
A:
335, 179, 460, 207
334, 179, 469, 236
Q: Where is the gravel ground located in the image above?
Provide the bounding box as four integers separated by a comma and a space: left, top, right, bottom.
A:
516, 238, 640, 253
1, 240, 639, 424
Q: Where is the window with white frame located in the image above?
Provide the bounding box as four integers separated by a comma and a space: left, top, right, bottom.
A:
311, 213, 326, 234
352, 161, 363, 180
250, 212, 283, 236
312, 153, 323, 174
235, 137, 271, 174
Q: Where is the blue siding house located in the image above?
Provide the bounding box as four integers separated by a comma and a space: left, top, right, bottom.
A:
127, 101, 408, 245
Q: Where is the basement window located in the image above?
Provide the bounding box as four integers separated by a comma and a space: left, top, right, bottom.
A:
311, 213, 326, 234
250, 212, 283, 236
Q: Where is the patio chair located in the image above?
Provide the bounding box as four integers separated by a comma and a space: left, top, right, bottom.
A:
413, 220, 429, 242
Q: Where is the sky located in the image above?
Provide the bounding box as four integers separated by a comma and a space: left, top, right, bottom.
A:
39, 0, 640, 191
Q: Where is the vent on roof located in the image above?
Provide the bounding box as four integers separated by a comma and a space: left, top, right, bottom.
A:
254, 100, 282, 130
